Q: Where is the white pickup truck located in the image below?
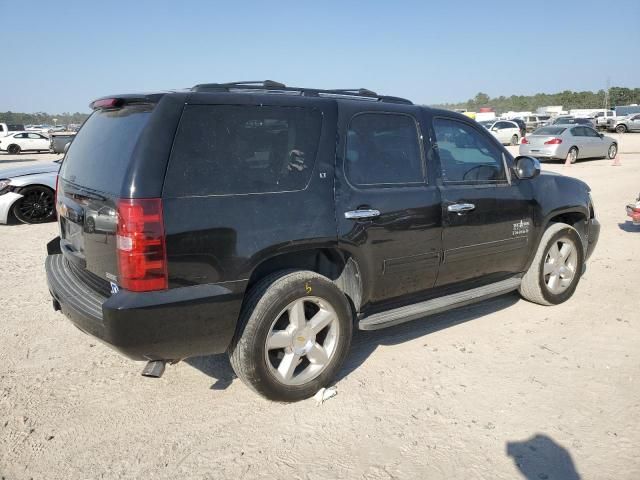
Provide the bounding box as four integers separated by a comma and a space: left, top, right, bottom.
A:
0, 123, 25, 137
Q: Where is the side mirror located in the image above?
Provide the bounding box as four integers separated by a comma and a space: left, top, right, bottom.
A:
513, 156, 541, 180
599, 133, 604, 138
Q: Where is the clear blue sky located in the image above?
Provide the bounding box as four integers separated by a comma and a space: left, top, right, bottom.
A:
1, 0, 638, 113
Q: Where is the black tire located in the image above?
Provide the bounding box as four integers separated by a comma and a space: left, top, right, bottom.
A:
510, 134, 519, 146
566, 147, 578, 164
229, 270, 353, 402
519, 223, 584, 306
12, 186, 56, 224
7, 144, 21, 154
607, 143, 618, 160
615, 124, 627, 134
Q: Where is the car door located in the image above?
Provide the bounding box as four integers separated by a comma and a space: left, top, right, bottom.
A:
335, 104, 442, 312
12, 133, 28, 149
431, 116, 533, 287
28, 133, 48, 150
630, 114, 640, 132
582, 126, 607, 156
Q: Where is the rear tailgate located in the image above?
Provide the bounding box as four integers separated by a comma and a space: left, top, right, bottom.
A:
57, 102, 158, 288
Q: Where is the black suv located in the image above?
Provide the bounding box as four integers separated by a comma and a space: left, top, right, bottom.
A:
45, 81, 600, 401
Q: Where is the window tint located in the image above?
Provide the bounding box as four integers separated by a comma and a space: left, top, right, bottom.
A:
61, 104, 153, 194
27, 133, 42, 139
433, 118, 506, 183
570, 127, 584, 136
494, 122, 508, 129
345, 113, 423, 186
14, 133, 26, 138
583, 127, 600, 137
165, 105, 322, 196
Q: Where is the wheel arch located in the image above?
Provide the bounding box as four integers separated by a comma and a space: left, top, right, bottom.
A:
246, 247, 363, 315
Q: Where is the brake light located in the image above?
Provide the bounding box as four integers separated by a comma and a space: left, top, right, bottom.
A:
521, 137, 529, 144
91, 98, 123, 110
116, 198, 168, 292
544, 138, 562, 145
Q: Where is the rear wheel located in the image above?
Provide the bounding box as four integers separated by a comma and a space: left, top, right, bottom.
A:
229, 270, 353, 402
566, 147, 578, 164
510, 134, 519, 146
608, 143, 618, 159
615, 124, 627, 134
519, 223, 584, 305
12, 186, 56, 224
7, 144, 20, 154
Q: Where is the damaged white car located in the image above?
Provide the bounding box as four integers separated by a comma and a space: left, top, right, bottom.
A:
0, 160, 60, 224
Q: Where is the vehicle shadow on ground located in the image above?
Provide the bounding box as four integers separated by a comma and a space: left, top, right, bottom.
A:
506, 433, 581, 479
618, 222, 640, 232
336, 292, 520, 382
186, 292, 520, 390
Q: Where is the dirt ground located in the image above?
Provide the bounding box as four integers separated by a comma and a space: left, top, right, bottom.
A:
1, 133, 639, 480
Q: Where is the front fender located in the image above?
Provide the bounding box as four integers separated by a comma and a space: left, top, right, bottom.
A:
0, 191, 23, 224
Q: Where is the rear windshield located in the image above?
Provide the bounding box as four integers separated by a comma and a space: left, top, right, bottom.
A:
164, 105, 322, 197
60, 104, 152, 194
532, 127, 566, 136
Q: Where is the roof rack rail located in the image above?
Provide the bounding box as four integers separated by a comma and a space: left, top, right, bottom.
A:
190, 81, 412, 105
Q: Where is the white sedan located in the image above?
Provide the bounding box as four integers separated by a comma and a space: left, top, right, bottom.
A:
480, 120, 521, 146
0, 131, 50, 154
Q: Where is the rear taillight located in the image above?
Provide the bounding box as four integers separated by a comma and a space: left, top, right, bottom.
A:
544, 138, 562, 145
91, 98, 123, 110
521, 137, 529, 144
116, 198, 168, 292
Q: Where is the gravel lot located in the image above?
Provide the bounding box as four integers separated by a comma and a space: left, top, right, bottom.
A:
1, 133, 639, 479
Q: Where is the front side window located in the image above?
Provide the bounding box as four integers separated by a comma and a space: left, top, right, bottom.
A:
584, 127, 600, 137
345, 113, 424, 186
433, 117, 506, 184
165, 105, 322, 196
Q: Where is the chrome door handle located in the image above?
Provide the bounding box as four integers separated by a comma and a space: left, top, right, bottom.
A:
344, 209, 381, 220
447, 203, 476, 214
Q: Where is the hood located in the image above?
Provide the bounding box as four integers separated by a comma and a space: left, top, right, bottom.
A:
0, 161, 61, 179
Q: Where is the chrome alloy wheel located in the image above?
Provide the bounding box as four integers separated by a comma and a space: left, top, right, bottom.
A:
264, 296, 340, 386
543, 237, 578, 294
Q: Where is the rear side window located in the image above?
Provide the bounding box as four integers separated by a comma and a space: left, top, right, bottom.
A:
61, 104, 153, 194
433, 117, 506, 183
165, 105, 322, 196
345, 113, 424, 186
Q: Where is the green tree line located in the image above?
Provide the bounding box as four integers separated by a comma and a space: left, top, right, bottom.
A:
0, 111, 89, 126
432, 87, 640, 113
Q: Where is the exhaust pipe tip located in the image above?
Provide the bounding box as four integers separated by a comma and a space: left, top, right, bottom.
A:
141, 360, 166, 378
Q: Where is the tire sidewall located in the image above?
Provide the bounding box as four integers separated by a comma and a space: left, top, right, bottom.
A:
537, 227, 584, 305
235, 272, 352, 401
608, 144, 617, 159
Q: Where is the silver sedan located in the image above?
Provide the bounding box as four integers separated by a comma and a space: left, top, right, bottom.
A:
519, 125, 618, 163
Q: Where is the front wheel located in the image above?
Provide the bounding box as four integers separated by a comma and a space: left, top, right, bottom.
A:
566, 147, 578, 164
607, 143, 618, 159
615, 125, 627, 134
519, 223, 584, 305
12, 186, 56, 224
7, 144, 21, 154
229, 270, 353, 402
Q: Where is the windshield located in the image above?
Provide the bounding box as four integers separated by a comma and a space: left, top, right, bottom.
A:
532, 127, 566, 136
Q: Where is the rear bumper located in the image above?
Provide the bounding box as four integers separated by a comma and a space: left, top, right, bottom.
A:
45, 252, 245, 361
519, 144, 564, 160
585, 218, 600, 261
